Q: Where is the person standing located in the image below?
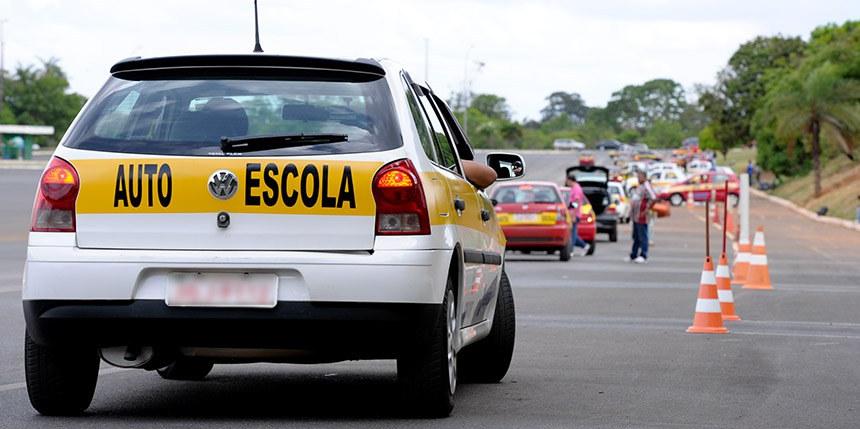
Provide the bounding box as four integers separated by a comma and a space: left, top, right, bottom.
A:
746, 160, 756, 186
628, 170, 656, 263
566, 174, 591, 256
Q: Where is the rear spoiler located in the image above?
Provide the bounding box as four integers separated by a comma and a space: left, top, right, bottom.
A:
110, 55, 385, 82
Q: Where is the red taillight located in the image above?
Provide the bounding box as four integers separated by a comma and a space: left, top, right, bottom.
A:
31, 157, 79, 232
372, 159, 430, 235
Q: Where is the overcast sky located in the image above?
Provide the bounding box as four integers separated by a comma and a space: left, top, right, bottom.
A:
1, 0, 858, 120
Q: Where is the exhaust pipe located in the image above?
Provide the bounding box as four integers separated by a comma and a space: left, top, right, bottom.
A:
100, 346, 157, 369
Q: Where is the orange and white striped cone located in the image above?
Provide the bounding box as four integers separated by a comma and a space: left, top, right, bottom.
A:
686, 191, 695, 209
732, 237, 750, 285
743, 226, 772, 290
687, 257, 729, 334
717, 253, 740, 321
725, 210, 737, 238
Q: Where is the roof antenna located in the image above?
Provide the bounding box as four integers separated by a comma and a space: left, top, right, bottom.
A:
253, 0, 263, 53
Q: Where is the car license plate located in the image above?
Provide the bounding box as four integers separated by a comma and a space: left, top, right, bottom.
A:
166, 272, 278, 308
513, 213, 539, 223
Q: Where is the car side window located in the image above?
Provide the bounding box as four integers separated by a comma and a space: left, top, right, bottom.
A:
400, 74, 438, 163
430, 93, 474, 161
415, 87, 461, 175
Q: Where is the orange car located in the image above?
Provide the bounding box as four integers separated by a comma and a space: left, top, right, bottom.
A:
492, 182, 573, 261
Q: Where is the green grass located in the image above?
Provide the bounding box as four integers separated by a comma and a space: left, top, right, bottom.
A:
719, 147, 860, 221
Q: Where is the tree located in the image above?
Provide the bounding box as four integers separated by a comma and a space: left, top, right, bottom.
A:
470, 94, 510, 121
700, 36, 806, 155
540, 91, 588, 124
4, 59, 87, 143
763, 62, 860, 196
642, 120, 684, 149
606, 79, 686, 132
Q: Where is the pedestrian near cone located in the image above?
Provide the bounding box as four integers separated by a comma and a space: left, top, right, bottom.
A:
687, 257, 729, 334
717, 253, 740, 320
743, 226, 772, 290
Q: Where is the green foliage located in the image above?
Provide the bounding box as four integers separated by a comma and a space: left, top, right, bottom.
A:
3, 59, 86, 144
540, 91, 588, 124
470, 94, 510, 121
699, 35, 806, 156
617, 128, 640, 143
698, 125, 720, 153
642, 120, 684, 148
606, 78, 686, 132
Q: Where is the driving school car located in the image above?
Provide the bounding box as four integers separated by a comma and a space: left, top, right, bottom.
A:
658, 171, 740, 206
492, 182, 573, 261
23, 54, 524, 418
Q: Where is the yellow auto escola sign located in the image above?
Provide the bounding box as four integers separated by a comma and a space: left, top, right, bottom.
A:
72, 158, 381, 215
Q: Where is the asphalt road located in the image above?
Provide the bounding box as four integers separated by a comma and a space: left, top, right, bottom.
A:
1, 152, 860, 428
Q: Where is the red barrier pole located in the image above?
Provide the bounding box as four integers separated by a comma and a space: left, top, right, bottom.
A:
722, 181, 729, 254
705, 199, 710, 258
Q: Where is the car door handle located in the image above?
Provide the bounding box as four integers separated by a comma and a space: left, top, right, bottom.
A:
480, 209, 491, 222
454, 198, 466, 212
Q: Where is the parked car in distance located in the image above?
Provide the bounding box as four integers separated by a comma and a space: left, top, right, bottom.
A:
658, 171, 740, 206
596, 140, 622, 151
687, 159, 714, 174
607, 181, 631, 224
560, 186, 597, 255
648, 169, 687, 194
566, 166, 618, 242
553, 139, 586, 150
493, 182, 573, 261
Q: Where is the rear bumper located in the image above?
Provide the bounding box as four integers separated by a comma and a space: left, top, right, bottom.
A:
23, 238, 453, 304
501, 224, 569, 249
596, 215, 618, 233
577, 222, 596, 241
24, 299, 437, 356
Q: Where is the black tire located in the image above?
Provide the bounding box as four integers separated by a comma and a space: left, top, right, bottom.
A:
398, 280, 457, 417
25, 332, 99, 416
586, 240, 596, 256
459, 270, 516, 383
669, 193, 684, 206
157, 358, 214, 381
559, 244, 571, 261
609, 228, 618, 242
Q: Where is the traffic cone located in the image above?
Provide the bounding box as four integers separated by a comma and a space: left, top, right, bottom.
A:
686, 191, 695, 209
687, 256, 729, 334
743, 226, 772, 290
716, 253, 740, 321
732, 238, 750, 285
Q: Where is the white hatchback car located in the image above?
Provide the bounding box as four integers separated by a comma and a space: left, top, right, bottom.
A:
22, 54, 523, 417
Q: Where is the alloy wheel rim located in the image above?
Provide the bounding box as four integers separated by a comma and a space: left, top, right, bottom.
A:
446, 290, 457, 395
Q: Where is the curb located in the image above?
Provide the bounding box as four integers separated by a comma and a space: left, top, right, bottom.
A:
0, 160, 46, 170
750, 188, 860, 233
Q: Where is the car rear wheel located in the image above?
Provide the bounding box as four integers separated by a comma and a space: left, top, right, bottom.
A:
609, 227, 618, 242
398, 281, 457, 417
157, 358, 214, 381
459, 269, 515, 383
669, 193, 684, 206
559, 244, 571, 261
25, 332, 99, 416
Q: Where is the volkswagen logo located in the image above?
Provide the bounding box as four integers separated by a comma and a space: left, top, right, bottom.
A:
208, 170, 238, 200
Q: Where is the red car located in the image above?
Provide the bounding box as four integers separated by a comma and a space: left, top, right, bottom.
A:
492, 182, 573, 261
658, 171, 740, 206
560, 186, 596, 255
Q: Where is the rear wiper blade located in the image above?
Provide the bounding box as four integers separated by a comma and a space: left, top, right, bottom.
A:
220, 133, 348, 153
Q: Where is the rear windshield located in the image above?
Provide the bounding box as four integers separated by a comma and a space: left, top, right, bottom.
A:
63, 77, 401, 156
492, 185, 560, 204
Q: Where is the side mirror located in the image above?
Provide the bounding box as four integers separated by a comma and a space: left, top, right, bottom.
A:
486, 152, 525, 181
491, 198, 498, 206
